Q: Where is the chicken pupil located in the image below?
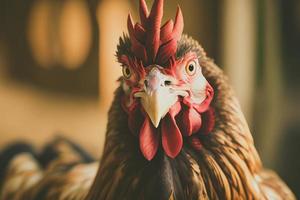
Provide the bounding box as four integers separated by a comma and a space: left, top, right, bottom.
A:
189, 64, 194, 72
125, 68, 130, 76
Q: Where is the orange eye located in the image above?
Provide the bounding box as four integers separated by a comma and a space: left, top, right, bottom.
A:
185, 60, 197, 76
122, 66, 132, 79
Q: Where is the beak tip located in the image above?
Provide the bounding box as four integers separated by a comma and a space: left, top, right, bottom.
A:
150, 117, 161, 128
154, 121, 160, 128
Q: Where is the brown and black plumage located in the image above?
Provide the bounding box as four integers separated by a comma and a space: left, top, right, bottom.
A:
86, 35, 295, 200
0, 0, 295, 200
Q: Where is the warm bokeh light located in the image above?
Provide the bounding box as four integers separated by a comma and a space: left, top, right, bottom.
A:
97, 0, 130, 108
28, 0, 92, 69
59, 0, 92, 69
27, 0, 54, 68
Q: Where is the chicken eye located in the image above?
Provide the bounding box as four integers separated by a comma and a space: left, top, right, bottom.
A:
185, 61, 197, 76
122, 66, 132, 79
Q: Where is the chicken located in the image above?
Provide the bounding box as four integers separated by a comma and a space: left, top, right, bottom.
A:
0, 0, 295, 200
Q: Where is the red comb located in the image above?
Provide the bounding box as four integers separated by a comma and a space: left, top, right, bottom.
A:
127, 0, 184, 66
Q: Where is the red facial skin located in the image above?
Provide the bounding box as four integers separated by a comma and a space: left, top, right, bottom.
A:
119, 52, 214, 161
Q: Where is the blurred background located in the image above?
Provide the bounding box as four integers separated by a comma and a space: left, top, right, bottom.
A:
0, 0, 299, 197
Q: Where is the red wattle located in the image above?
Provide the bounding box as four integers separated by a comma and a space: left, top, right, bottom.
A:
177, 106, 202, 136
200, 107, 215, 135
139, 117, 159, 161
161, 112, 183, 158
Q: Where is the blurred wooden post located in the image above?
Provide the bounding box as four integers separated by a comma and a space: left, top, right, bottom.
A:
97, 0, 131, 110
221, 0, 257, 123
258, 0, 283, 167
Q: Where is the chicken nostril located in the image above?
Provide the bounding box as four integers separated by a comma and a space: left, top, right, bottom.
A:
164, 80, 172, 86
144, 80, 149, 88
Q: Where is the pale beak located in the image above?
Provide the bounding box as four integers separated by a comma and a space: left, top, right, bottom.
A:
134, 68, 179, 128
